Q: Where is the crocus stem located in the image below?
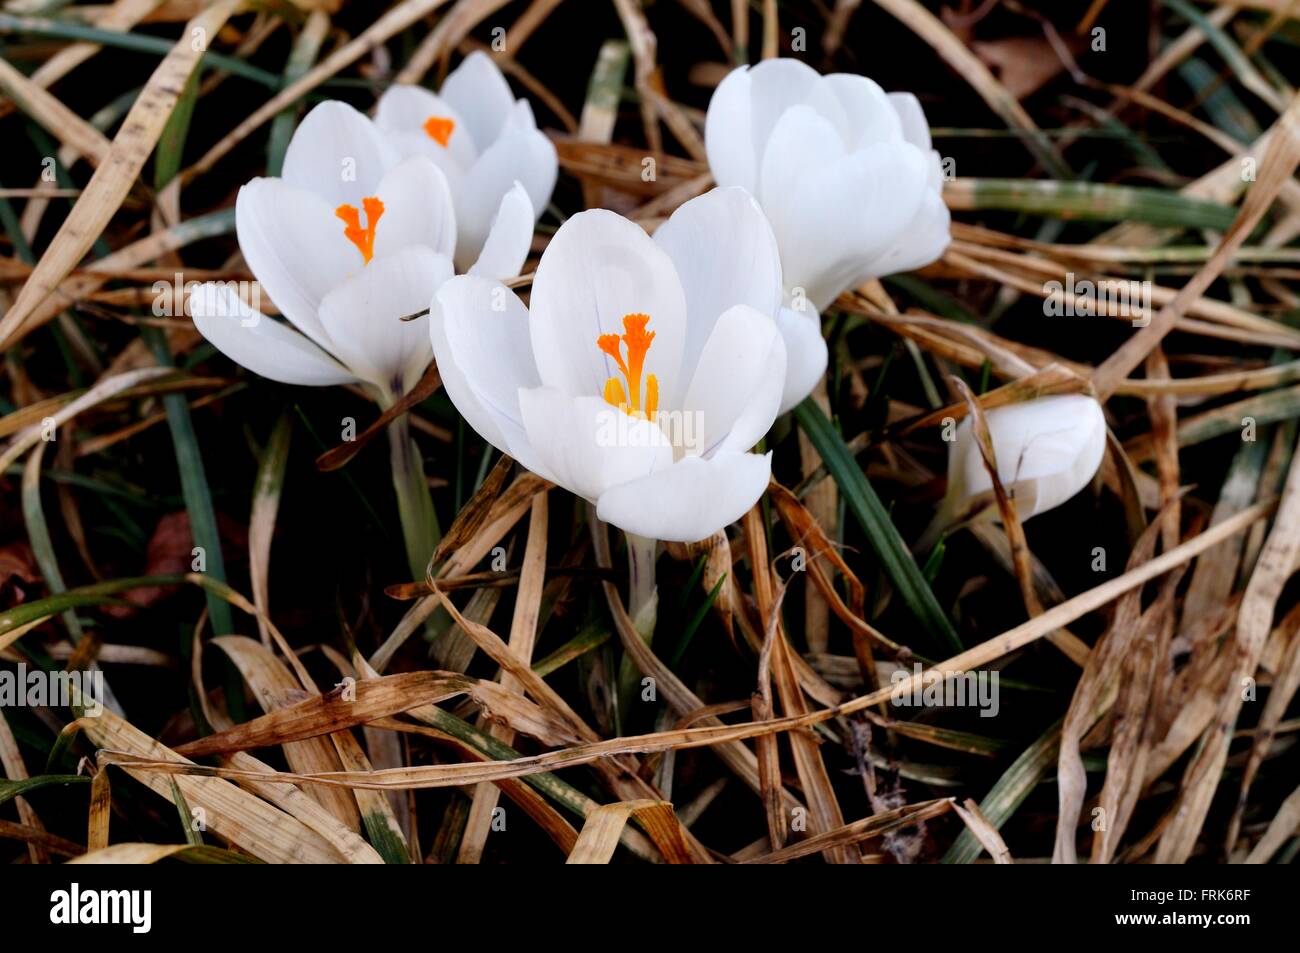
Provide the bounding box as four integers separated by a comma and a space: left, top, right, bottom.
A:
616, 531, 658, 725
386, 413, 440, 581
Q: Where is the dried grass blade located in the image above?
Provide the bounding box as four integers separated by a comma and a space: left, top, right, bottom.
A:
183, 0, 453, 183
1053, 508, 1171, 863
743, 506, 855, 863
80, 708, 346, 863
432, 453, 514, 567
179, 666, 561, 757
314, 362, 442, 472
86, 768, 112, 852
209, 636, 361, 832
566, 799, 694, 864
1092, 91, 1300, 399
0, 367, 175, 473
1157, 426, 1300, 862
87, 507, 1274, 802
748, 799, 953, 864
68, 843, 258, 864
394, 0, 512, 84
219, 749, 384, 864
0, 0, 240, 348
591, 517, 803, 813
0, 709, 49, 863
369, 473, 548, 672
0, 55, 111, 164
5, 0, 165, 104
872, 0, 1069, 176
948, 723, 1060, 864
1244, 782, 1300, 863
952, 798, 1013, 863
459, 493, 548, 862
249, 412, 292, 647
1227, 610, 1300, 850
328, 724, 413, 864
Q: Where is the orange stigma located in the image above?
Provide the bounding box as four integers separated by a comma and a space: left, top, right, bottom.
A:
335, 196, 384, 263
598, 313, 659, 419
423, 115, 455, 147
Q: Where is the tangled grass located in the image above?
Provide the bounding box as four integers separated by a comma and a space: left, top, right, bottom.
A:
2, 0, 1300, 865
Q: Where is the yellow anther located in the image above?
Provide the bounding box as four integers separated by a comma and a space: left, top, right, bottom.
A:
645, 373, 658, 419
604, 377, 628, 408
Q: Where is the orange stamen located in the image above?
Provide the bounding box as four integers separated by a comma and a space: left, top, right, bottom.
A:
335, 196, 385, 263
598, 313, 658, 418
423, 115, 455, 147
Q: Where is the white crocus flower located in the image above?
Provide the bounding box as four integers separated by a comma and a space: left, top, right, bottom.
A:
920, 394, 1106, 550
188, 99, 537, 579
189, 99, 535, 405
429, 187, 786, 545
375, 51, 558, 273
705, 58, 952, 412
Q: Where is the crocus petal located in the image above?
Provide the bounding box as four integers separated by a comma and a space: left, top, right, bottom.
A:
774, 304, 828, 414
745, 58, 821, 158
704, 67, 757, 194
715, 334, 786, 457
518, 388, 674, 503
950, 394, 1106, 521
757, 104, 846, 258
596, 451, 772, 543
318, 246, 452, 395
704, 58, 952, 327
500, 99, 557, 215
453, 108, 556, 270
468, 181, 534, 280
440, 50, 516, 157
374, 83, 478, 168
653, 187, 782, 395
370, 157, 457, 262
680, 304, 785, 456
889, 91, 933, 151
381, 130, 469, 199
235, 177, 357, 350
190, 282, 355, 386
430, 275, 544, 474
528, 209, 687, 402
281, 101, 399, 207
809, 74, 902, 150
779, 141, 930, 310
865, 188, 951, 278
